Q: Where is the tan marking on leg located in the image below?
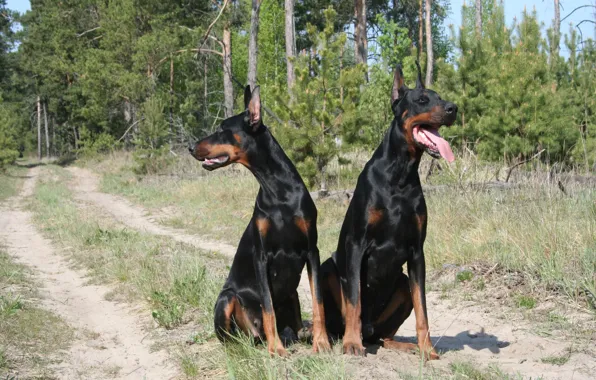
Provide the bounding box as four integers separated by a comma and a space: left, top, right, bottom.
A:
342, 287, 365, 356
383, 339, 418, 353
232, 298, 260, 338
308, 271, 331, 352
262, 309, 287, 357
411, 282, 439, 360
374, 286, 409, 325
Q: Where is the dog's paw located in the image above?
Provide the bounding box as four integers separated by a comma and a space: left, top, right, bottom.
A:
268, 343, 288, 357
418, 345, 440, 361
343, 340, 365, 356
312, 333, 331, 353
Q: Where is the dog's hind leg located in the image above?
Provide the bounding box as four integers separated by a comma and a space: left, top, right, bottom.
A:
214, 290, 261, 342
371, 273, 417, 353
214, 291, 237, 342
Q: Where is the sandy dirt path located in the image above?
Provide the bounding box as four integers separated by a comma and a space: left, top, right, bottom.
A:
66, 166, 595, 379
0, 167, 177, 380
66, 166, 315, 312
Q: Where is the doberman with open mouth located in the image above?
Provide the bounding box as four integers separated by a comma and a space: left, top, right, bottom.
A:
189, 86, 331, 356
320, 64, 457, 359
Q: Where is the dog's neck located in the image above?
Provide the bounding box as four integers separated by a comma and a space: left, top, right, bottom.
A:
373, 119, 422, 188
246, 127, 308, 199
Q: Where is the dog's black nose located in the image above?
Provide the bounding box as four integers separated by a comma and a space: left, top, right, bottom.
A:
188, 143, 195, 154
445, 103, 458, 115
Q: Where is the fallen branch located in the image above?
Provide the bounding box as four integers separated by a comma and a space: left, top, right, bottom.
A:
505, 149, 545, 183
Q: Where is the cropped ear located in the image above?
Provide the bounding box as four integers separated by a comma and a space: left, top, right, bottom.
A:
247, 86, 261, 131
415, 61, 425, 89
391, 65, 407, 104
243, 85, 252, 110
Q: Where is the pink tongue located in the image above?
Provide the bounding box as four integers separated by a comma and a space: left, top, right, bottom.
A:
425, 129, 455, 163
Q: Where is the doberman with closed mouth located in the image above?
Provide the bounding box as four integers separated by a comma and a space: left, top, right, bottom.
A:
189, 85, 331, 356
320, 64, 457, 359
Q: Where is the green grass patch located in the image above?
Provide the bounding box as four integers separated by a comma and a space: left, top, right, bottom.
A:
515, 294, 537, 309
0, 165, 27, 202
29, 165, 351, 377
449, 361, 511, 379
541, 353, 570, 366
0, 249, 73, 378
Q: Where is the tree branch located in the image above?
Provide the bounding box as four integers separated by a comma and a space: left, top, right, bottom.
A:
198, 0, 229, 50
561, 5, 596, 23
76, 26, 101, 38
505, 149, 545, 183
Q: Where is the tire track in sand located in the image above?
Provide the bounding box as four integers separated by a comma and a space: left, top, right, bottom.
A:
0, 166, 177, 380
65, 166, 596, 380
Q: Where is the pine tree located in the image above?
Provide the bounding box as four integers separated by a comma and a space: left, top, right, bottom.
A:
272, 8, 365, 188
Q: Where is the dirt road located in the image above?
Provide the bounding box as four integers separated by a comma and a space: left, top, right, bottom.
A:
0, 167, 177, 380
1, 165, 593, 379
65, 166, 595, 379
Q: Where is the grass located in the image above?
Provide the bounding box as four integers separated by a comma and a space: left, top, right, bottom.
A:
449, 361, 514, 379
90, 151, 596, 311
0, 249, 73, 378
29, 165, 353, 378
0, 164, 27, 202
541, 353, 570, 366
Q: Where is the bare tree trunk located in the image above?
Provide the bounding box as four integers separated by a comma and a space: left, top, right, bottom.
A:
553, 0, 560, 58
475, 0, 482, 36
204, 59, 209, 131
223, 23, 234, 117
169, 56, 174, 145
73, 125, 79, 150
37, 96, 41, 161
424, 0, 433, 87
418, 0, 424, 59
43, 102, 50, 159
247, 0, 262, 89
52, 117, 56, 156
354, 0, 367, 69
285, 0, 296, 96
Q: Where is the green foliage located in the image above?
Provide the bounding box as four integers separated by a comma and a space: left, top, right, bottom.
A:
272, 8, 365, 188
0, 100, 20, 169
375, 14, 412, 70
77, 129, 119, 157
133, 96, 174, 174
435, 5, 593, 166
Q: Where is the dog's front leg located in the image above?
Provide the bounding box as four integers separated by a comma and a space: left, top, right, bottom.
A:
254, 218, 287, 357
407, 247, 439, 360
306, 245, 331, 353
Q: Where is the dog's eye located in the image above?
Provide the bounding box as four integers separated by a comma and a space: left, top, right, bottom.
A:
418, 97, 429, 104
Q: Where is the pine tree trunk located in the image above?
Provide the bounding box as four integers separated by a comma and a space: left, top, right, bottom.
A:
43, 102, 50, 159
223, 23, 234, 118
52, 117, 56, 156
285, 0, 296, 95
247, 0, 262, 89
418, 0, 424, 59
475, 0, 482, 36
169, 56, 174, 145
37, 96, 41, 161
354, 0, 367, 69
424, 0, 433, 87
553, 0, 560, 58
